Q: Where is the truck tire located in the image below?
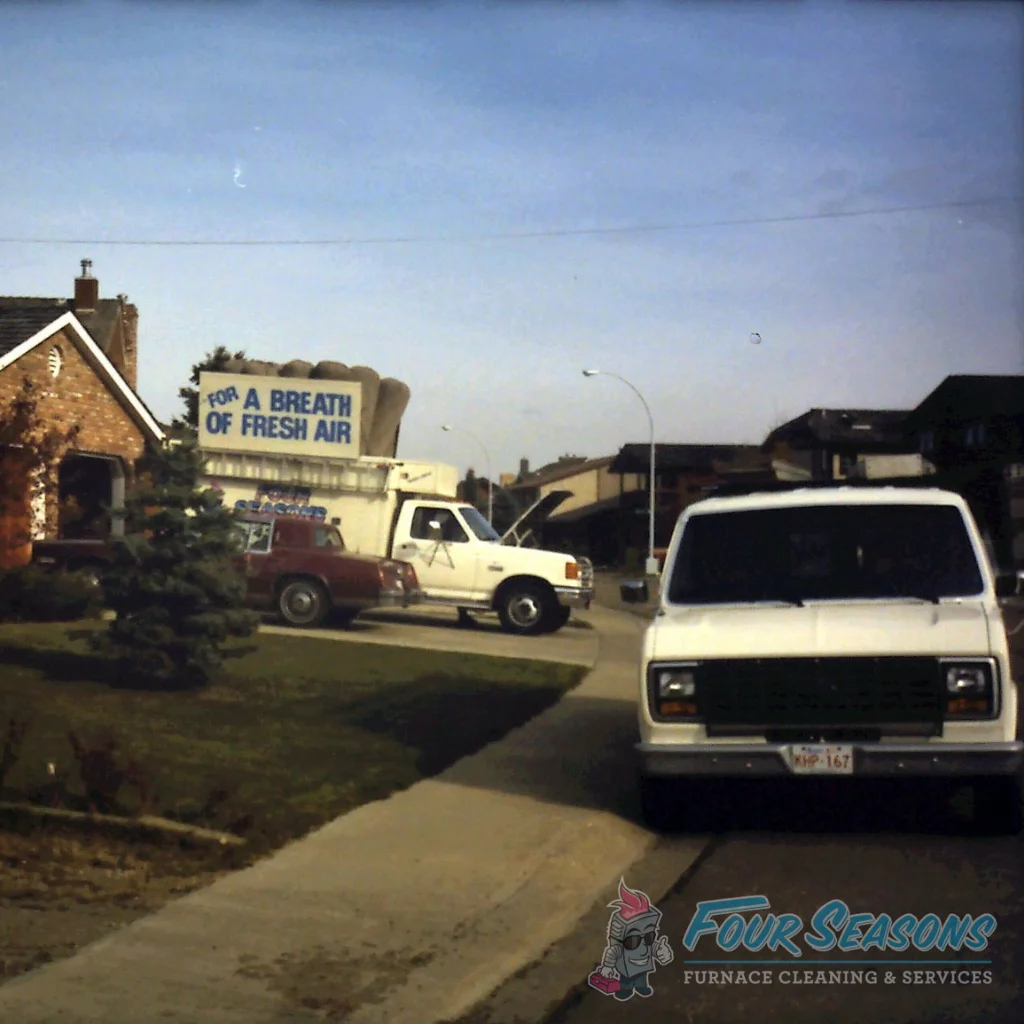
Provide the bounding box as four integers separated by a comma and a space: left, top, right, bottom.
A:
540, 606, 572, 633
277, 579, 330, 629
496, 580, 556, 636
71, 562, 106, 590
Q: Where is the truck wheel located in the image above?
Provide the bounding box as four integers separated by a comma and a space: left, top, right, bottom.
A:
497, 581, 555, 636
541, 606, 572, 633
278, 579, 329, 629
72, 563, 105, 589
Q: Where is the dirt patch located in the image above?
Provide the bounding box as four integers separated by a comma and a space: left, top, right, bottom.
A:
0, 815, 235, 983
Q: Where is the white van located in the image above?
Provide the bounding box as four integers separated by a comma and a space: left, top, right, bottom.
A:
624, 486, 1023, 832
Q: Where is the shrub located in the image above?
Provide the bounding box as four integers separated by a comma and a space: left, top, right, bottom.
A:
0, 564, 102, 622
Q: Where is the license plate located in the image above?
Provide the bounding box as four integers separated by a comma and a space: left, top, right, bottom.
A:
789, 745, 854, 775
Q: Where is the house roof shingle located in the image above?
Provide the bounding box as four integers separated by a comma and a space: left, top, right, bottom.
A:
761, 408, 911, 450
508, 455, 611, 489
0, 296, 122, 359
609, 444, 767, 475
902, 375, 1024, 429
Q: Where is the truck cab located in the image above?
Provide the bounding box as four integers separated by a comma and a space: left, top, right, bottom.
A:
389, 492, 593, 635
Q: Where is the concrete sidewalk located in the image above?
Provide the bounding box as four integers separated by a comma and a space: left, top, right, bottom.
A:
0, 606, 666, 1024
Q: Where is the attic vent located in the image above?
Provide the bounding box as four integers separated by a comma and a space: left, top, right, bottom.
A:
852, 424, 872, 431
48, 345, 63, 378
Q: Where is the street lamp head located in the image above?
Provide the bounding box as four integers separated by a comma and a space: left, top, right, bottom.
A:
441, 424, 452, 432
582, 369, 600, 377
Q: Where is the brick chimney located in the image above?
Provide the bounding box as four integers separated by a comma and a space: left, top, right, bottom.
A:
117, 294, 139, 391
519, 458, 530, 479
74, 259, 98, 311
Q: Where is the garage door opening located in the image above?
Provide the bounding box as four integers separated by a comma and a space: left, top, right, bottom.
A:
58, 453, 126, 539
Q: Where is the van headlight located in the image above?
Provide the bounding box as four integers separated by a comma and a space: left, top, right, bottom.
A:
942, 660, 996, 718
649, 664, 700, 719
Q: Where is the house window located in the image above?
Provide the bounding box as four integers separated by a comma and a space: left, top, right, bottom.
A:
964, 423, 987, 447
919, 430, 934, 454
48, 345, 63, 378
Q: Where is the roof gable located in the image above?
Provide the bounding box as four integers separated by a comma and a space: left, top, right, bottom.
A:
903, 375, 1024, 428
0, 311, 163, 443
609, 443, 766, 474
0, 296, 123, 359
762, 408, 910, 449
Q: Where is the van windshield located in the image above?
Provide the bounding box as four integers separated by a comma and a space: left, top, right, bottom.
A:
668, 503, 984, 605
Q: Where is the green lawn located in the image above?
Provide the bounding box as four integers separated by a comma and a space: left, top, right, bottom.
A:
0, 622, 586, 854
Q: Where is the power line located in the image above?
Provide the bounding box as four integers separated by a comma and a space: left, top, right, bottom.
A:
0, 196, 1017, 248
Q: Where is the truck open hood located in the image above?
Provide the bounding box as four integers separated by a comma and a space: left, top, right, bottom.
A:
500, 490, 572, 547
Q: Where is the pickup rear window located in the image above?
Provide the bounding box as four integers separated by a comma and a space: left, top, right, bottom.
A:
668, 504, 984, 605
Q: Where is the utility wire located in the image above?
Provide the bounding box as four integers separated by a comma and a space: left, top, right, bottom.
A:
0, 196, 1017, 248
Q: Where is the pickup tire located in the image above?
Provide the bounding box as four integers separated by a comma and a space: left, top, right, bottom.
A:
540, 606, 571, 633
495, 580, 557, 636
277, 578, 330, 629
69, 561, 106, 589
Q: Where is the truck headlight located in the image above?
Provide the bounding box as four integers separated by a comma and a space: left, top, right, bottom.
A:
942, 661, 995, 718
649, 664, 700, 719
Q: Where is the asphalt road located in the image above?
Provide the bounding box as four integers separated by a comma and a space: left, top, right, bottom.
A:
541, 600, 1024, 1024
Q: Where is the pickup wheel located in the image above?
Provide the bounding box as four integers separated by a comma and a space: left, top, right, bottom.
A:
540, 606, 571, 633
496, 581, 556, 637
277, 579, 330, 629
70, 562, 105, 589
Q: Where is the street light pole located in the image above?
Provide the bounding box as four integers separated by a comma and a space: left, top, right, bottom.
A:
582, 369, 659, 576
441, 424, 494, 525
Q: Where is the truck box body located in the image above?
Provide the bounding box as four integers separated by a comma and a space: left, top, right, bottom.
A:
202, 451, 458, 556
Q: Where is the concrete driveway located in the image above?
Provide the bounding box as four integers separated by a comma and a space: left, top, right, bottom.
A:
261, 606, 600, 667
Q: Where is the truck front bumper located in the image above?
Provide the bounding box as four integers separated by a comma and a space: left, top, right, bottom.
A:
378, 586, 426, 608
553, 585, 593, 610
637, 741, 1024, 779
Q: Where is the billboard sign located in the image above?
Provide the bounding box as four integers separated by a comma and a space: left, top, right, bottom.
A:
198, 372, 362, 458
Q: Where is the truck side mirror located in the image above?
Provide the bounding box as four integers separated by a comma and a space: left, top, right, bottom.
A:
427, 520, 443, 542
621, 579, 649, 604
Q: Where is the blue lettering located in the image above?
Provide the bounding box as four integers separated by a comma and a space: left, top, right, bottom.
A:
837, 913, 874, 952
205, 410, 224, 434
243, 388, 261, 411
805, 899, 849, 953
768, 914, 803, 957
681, 896, 772, 951
717, 914, 746, 952
860, 914, 892, 951
912, 914, 942, 951
887, 913, 917, 952
964, 914, 997, 952
935, 915, 972, 951
270, 389, 285, 412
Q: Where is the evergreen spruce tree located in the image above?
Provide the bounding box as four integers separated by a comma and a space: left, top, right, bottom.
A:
94, 439, 258, 688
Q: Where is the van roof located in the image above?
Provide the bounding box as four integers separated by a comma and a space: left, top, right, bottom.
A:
689, 485, 967, 516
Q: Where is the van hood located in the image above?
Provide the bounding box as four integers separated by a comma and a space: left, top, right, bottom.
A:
650, 601, 994, 660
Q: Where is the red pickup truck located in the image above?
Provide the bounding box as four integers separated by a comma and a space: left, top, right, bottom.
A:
31, 512, 424, 629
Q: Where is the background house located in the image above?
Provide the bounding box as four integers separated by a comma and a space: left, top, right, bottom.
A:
500, 455, 643, 564
607, 443, 774, 565
760, 408, 914, 481
0, 261, 163, 564
901, 375, 1024, 569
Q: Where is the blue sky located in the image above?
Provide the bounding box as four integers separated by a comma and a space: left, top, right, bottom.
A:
1, 0, 1021, 478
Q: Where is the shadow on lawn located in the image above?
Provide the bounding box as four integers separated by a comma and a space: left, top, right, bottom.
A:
343, 676, 573, 776
0, 636, 260, 691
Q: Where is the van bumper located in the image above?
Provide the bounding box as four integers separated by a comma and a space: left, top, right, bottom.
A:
637, 741, 1024, 779
554, 585, 593, 610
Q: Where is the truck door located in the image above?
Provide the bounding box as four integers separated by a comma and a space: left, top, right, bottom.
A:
393, 505, 480, 601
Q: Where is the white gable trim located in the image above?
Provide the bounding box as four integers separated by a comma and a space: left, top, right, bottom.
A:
0, 311, 165, 442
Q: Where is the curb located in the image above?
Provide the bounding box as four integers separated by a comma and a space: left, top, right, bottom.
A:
441, 834, 717, 1024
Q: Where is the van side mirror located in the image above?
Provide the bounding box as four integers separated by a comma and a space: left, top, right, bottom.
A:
427, 520, 443, 542
995, 570, 1021, 599
620, 579, 649, 604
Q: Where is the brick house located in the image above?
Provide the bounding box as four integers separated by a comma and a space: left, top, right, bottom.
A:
0, 261, 164, 564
